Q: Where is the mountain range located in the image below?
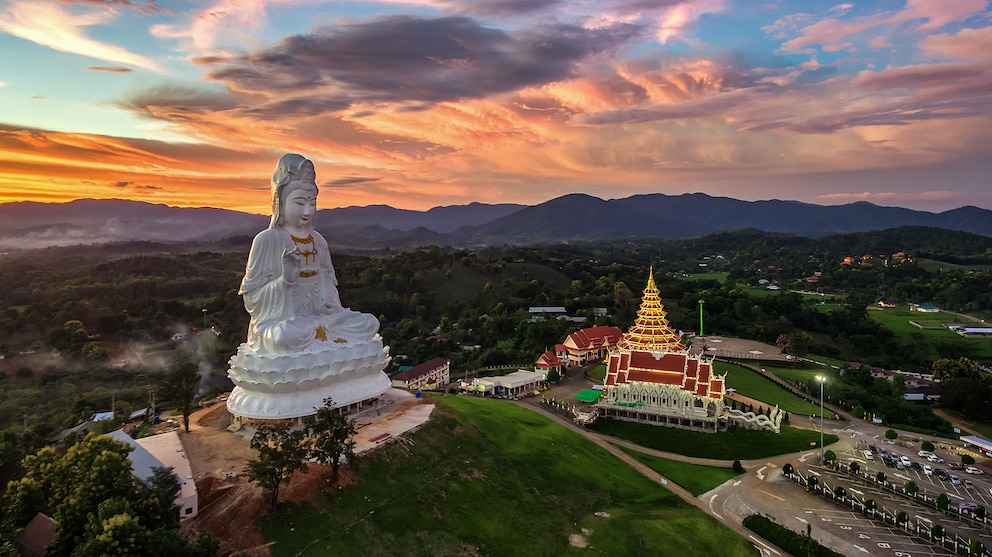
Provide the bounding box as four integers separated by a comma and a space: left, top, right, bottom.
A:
1, 193, 990, 251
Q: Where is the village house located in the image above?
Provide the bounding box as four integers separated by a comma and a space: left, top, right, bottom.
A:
390, 357, 450, 391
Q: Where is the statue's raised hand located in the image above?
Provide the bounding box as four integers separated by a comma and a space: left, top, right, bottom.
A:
282, 247, 301, 284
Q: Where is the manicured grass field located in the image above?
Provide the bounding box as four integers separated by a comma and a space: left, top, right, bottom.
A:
586, 363, 606, 383
589, 420, 838, 460
868, 307, 992, 359
759, 361, 838, 386
621, 449, 741, 496
718, 361, 836, 419
260, 396, 759, 557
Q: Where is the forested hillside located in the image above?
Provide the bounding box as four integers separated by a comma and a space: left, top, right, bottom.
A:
1, 226, 991, 481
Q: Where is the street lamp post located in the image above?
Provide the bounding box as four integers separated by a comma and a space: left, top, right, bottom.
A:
202, 308, 207, 333
698, 299, 705, 337
817, 375, 826, 463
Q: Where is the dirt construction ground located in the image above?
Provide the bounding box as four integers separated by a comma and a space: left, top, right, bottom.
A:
176, 390, 434, 556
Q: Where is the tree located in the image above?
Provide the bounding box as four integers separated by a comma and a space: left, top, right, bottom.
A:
936, 493, 950, 510
904, 481, 918, 496
897, 511, 908, 524
545, 368, 561, 383
876, 471, 886, 484
922, 440, 935, 452
246, 424, 308, 511
849, 461, 860, 476
732, 460, 744, 473
932, 524, 946, 540
823, 449, 836, 463
833, 486, 846, 498
164, 358, 200, 433
783, 463, 794, 475
789, 331, 811, 357
932, 357, 982, 382
962, 454, 976, 465
885, 429, 897, 441
304, 398, 358, 482
2, 433, 216, 557
853, 405, 866, 420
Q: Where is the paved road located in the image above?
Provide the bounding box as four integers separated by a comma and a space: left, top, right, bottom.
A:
529, 364, 992, 557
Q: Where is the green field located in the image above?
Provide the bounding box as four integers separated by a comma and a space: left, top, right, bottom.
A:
621, 449, 741, 496
260, 396, 759, 557
868, 306, 992, 359
718, 361, 836, 419
590, 420, 838, 460
758, 361, 838, 385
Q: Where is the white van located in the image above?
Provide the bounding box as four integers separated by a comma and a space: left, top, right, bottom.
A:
900, 455, 912, 467
863, 450, 874, 460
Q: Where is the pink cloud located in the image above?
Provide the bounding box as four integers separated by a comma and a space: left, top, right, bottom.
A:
921, 26, 992, 58
773, 0, 988, 55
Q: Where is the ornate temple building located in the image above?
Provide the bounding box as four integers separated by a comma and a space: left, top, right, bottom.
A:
561, 325, 622, 366
597, 269, 729, 432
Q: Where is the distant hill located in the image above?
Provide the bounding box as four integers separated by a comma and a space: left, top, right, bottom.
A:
1, 194, 990, 250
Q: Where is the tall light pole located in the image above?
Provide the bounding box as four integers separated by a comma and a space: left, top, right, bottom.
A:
816, 375, 826, 463
202, 308, 207, 333
698, 299, 705, 337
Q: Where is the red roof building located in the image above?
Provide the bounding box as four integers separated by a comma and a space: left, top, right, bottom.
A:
390, 357, 450, 391
535, 350, 564, 375
561, 325, 622, 366
598, 269, 727, 432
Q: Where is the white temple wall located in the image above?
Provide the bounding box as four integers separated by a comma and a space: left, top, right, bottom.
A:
607, 382, 720, 419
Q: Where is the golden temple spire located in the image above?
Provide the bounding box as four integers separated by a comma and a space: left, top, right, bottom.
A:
617, 268, 685, 352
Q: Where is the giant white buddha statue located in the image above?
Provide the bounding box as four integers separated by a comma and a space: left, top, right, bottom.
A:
226, 154, 391, 423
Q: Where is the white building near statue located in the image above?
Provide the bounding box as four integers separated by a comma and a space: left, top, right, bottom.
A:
108, 430, 198, 519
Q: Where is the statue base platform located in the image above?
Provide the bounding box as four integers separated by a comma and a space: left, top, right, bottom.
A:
226, 335, 391, 422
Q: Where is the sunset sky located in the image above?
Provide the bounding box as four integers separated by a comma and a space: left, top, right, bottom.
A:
1, 0, 991, 215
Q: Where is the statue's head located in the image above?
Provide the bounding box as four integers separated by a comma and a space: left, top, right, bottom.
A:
270, 153, 318, 228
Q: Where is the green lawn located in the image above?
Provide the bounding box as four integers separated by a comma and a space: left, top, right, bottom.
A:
621, 449, 741, 496
757, 360, 843, 387
586, 363, 606, 383
718, 361, 836, 419
589, 420, 838, 460
868, 307, 992, 359
260, 396, 759, 557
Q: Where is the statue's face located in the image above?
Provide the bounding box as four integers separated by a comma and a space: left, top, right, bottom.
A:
282, 182, 318, 230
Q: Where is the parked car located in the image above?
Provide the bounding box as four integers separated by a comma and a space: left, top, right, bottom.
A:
927, 454, 944, 463
900, 455, 912, 467
936, 470, 950, 481
951, 475, 963, 486
918, 450, 934, 458
966, 466, 985, 475
863, 450, 874, 460
960, 502, 979, 513
911, 462, 923, 472
924, 465, 933, 475
950, 463, 966, 470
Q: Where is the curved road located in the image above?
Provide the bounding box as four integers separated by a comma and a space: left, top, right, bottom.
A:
522, 362, 990, 557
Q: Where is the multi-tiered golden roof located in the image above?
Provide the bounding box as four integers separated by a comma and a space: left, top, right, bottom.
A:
616, 268, 685, 352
